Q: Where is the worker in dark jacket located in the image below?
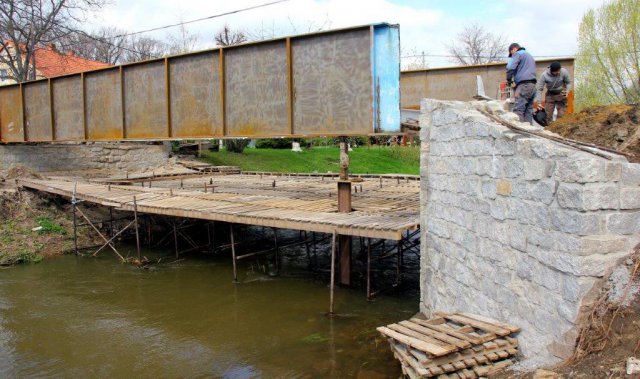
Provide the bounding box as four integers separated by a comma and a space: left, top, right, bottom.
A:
535, 61, 572, 124
506, 43, 537, 124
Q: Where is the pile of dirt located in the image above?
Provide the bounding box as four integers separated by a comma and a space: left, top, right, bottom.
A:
5, 166, 44, 180
547, 104, 640, 163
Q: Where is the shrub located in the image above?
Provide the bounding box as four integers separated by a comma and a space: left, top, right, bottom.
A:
36, 216, 65, 234
225, 139, 250, 153
255, 138, 295, 149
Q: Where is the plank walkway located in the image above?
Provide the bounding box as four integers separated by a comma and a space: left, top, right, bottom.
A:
19, 173, 420, 240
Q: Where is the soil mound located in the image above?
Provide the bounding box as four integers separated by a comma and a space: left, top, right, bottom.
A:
5, 166, 44, 180
547, 104, 640, 163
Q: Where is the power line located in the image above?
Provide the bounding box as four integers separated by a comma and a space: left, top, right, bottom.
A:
98, 0, 290, 40
400, 53, 572, 59
401, 50, 640, 60
7, 0, 292, 62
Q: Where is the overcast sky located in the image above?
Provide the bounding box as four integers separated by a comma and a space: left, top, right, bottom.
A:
90, 0, 606, 67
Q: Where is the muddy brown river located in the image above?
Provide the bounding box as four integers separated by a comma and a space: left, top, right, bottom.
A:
0, 246, 417, 378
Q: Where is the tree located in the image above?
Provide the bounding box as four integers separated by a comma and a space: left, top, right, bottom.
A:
446, 23, 506, 65
575, 0, 640, 109
59, 27, 127, 65
214, 24, 247, 47
167, 22, 199, 55
0, 0, 104, 82
122, 35, 169, 63
402, 47, 429, 71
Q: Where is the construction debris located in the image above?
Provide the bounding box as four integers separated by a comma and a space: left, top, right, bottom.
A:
627, 357, 640, 375
176, 160, 240, 174
377, 312, 520, 378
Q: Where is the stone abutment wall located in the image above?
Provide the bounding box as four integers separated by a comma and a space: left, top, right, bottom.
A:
0, 142, 171, 176
419, 99, 640, 367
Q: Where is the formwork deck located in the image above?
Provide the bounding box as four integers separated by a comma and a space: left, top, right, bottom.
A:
19, 173, 419, 240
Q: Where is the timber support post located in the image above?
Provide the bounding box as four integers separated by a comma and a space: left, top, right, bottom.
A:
230, 223, 238, 283
133, 195, 141, 263
329, 230, 337, 316
72, 182, 78, 256
367, 238, 372, 301
337, 139, 352, 286
173, 220, 179, 258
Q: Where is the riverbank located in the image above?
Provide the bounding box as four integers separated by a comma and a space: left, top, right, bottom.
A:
0, 175, 100, 265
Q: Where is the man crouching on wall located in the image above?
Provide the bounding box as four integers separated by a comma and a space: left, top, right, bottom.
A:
535, 61, 572, 124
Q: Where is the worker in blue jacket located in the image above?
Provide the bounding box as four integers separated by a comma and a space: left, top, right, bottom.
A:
506, 43, 537, 125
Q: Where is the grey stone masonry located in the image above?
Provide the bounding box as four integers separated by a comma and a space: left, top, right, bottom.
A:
419, 99, 640, 369
0, 142, 171, 176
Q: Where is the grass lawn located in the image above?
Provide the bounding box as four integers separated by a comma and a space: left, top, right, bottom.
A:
201, 146, 419, 175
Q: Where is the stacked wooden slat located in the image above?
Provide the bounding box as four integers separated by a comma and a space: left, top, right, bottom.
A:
377, 312, 520, 378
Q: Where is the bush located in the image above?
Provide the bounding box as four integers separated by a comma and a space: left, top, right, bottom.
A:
0, 250, 43, 265
36, 216, 64, 234
225, 139, 250, 153
255, 138, 295, 149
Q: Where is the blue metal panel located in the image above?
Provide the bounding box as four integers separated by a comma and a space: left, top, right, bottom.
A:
372, 24, 401, 133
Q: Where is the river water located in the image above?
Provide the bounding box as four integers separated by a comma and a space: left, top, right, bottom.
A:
0, 246, 418, 378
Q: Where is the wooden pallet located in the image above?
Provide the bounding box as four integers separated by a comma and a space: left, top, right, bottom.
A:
377, 312, 520, 378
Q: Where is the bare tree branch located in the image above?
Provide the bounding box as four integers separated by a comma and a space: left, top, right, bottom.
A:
214, 24, 247, 47
166, 22, 199, 55
446, 22, 506, 65
0, 0, 105, 82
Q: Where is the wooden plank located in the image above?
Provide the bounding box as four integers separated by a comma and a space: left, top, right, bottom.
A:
387, 323, 458, 351
437, 313, 511, 336
399, 320, 471, 349
458, 312, 520, 333
419, 343, 518, 370
390, 342, 430, 377
410, 318, 483, 345
376, 327, 452, 357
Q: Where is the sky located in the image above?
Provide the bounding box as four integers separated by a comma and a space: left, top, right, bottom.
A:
89, 0, 607, 67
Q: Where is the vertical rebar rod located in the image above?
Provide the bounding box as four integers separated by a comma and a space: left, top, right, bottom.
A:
312, 231, 318, 268
230, 223, 237, 282
72, 201, 78, 255
72, 182, 78, 255
329, 231, 337, 315
173, 221, 179, 258
133, 196, 141, 262
396, 239, 402, 286
367, 238, 371, 301
273, 227, 279, 274
109, 207, 114, 239
211, 221, 216, 253
304, 230, 311, 269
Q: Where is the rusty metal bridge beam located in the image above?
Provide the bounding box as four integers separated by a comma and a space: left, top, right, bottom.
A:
0, 24, 400, 143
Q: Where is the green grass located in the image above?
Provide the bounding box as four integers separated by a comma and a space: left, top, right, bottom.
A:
0, 250, 43, 265
202, 146, 419, 175
36, 216, 65, 234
